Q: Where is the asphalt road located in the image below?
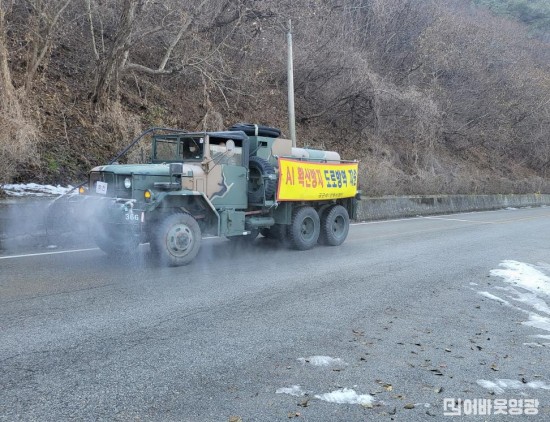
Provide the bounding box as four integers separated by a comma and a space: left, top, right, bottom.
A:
1, 207, 550, 421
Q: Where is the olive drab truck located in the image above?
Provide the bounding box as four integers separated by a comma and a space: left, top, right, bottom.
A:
78, 123, 360, 266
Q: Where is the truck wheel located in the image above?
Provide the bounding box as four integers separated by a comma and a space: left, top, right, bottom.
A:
94, 226, 139, 255
152, 213, 201, 266
289, 206, 320, 250
248, 156, 276, 203
318, 205, 350, 246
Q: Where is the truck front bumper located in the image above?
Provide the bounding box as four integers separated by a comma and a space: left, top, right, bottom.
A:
80, 196, 146, 241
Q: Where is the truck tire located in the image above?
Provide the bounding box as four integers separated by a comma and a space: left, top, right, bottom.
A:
288, 206, 320, 250
151, 212, 201, 266
318, 205, 350, 246
94, 225, 139, 255
248, 156, 276, 203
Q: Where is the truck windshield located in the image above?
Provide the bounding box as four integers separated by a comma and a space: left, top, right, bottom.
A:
153, 137, 204, 162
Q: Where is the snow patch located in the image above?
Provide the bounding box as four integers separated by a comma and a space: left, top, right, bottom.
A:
511, 291, 550, 315
478, 291, 512, 306
276, 385, 374, 407
524, 312, 550, 333
276, 385, 306, 397
484, 261, 550, 346
523, 342, 545, 347
314, 388, 374, 406
477, 379, 550, 394
1, 183, 74, 197
490, 260, 550, 296
297, 356, 347, 366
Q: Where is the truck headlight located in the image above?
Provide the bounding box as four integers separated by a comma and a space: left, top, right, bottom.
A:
124, 177, 132, 189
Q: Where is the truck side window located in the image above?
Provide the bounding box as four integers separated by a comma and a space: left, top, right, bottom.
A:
181, 138, 203, 160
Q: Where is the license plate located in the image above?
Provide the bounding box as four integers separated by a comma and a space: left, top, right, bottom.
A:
125, 212, 139, 222
96, 181, 108, 195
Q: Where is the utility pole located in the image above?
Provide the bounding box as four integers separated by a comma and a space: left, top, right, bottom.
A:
287, 19, 297, 147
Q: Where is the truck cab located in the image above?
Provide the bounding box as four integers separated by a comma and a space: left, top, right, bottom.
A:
150, 131, 250, 209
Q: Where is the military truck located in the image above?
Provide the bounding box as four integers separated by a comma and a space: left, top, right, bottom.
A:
78, 124, 359, 266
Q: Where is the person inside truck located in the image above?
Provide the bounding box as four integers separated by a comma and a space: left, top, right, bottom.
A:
181, 139, 202, 160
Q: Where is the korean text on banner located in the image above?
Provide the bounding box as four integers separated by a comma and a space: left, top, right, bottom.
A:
277, 158, 358, 201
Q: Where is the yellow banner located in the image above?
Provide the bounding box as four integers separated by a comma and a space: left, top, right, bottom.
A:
277, 158, 358, 201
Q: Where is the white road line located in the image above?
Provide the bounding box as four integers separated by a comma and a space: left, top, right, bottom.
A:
412, 207, 532, 220
0, 237, 222, 260
351, 216, 423, 225
0, 248, 99, 260
423, 216, 497, 224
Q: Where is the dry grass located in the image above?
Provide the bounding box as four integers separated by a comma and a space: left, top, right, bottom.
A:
358, 152, 550, 197
94, 101, 143, 163
0, 91, 39, 184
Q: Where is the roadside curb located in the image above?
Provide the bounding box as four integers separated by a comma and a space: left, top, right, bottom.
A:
357, 193, 550, 221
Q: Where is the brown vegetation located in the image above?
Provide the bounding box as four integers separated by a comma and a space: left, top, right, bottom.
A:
0, 0, 548, 196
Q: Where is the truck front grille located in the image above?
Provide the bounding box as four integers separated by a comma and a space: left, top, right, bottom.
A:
89, 172, 132, 199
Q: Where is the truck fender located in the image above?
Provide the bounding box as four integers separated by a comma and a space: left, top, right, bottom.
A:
148, 191, 220, 236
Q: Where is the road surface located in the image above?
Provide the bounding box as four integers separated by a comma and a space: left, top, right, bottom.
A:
1, 207, 550, 421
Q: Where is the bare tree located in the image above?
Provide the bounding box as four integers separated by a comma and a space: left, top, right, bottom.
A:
22, 0, 72, 90
90, 0, 233, 107
0, 0, 17, 111
0, 1, 38, 183
91, 0, 146, 105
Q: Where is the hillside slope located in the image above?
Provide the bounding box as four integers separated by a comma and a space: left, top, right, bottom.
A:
0, 0, 549, 196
